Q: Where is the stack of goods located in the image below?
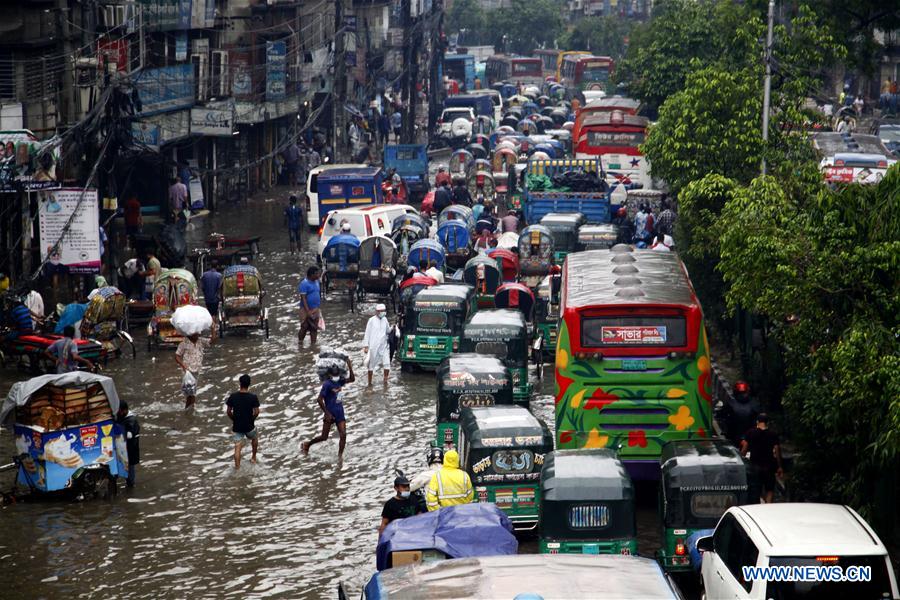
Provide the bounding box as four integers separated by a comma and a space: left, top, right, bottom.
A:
316, 347, 351, 382
16, 383, 112, 430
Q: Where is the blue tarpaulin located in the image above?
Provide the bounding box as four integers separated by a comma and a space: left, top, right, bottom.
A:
375, 503, 517, 571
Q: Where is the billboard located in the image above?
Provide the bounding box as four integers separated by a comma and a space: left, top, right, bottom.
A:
0, 130, 60, 192
38, 188, 101, 274
266, 40, 287, 102
134, 65, 195, 116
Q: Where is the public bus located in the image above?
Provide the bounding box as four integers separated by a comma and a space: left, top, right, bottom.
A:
560, 55, 615, 94
534, 48, 563, 80
575, 110, 651, 188
555, 50, 592, 81
485, 55, 543, 87
555, 249, 713, 481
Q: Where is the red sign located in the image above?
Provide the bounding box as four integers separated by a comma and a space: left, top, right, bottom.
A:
80, 425, 98, 448
351, 186, 364, 196
601, 326, 667, 344
825, 167, 854, 182
98, 39, 128, 73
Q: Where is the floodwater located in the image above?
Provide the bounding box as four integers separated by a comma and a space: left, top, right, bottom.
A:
0, 185, 668, 599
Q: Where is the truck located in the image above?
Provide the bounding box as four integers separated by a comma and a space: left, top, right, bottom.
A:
307, 166, 384, 228
523, 159, 614, 224
443, 94, 494, 121
442, 54, 476, 92
384, 144, 429, 200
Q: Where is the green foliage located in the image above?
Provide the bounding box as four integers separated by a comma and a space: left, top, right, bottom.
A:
641, 67, 764, 194
716, 167, 900, 518
447, 0, 561, 55
445, 0, 485, 38
558, 17, 630, 61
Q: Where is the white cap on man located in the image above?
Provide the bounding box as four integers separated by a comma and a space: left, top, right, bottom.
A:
341, 223, 352, 232
375, 303, 387, 312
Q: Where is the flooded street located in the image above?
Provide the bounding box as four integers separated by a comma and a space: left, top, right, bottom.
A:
0, 190, 663, 599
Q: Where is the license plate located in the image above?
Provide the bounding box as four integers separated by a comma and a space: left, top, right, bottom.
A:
608, 163, 621, 169
581, 544, 600, 555
621, 359, 646, 371
427, 337, 438, 345
370, 269, 379, 276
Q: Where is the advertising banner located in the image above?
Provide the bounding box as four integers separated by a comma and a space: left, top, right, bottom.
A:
98, 39, 128, 73
0, 130, 60, 192
266, 40, 287, 102
38, 188, 101, 274
230, 50, 253, 100
131, 121, 161, 148
134, 65, 195, 116
175, 32, 188, 61
190, 105, 235, 136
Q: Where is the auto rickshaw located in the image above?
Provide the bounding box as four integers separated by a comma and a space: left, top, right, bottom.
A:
539, 449, 638, 555
438, 204, 476, 231
321, 233, 361, 312
406, 239, 445, 274
540, 212, 586, 265
148, 268, 198, 350
400, 284, 475, 371
81, 286, 136, 358
358, 236, 400, 311
435, 353, 513, 449
657, 439, 751, 572
488, 248, 519, 282
1, 372, 128, 498
462, 255, 501, 308
219, 264, 269, 338
577, 224, 619, 251
459, 405, 553, 530
518, 225, 555, 288
460, 309, 534, 402
436, 215, 473, 272
448, 149, 475, 177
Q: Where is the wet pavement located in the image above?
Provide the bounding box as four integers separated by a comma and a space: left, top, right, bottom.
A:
0, 184, 674, 599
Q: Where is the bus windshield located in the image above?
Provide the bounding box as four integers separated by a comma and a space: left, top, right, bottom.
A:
512, 61, 540, 76
586, 131, 645, 147
582, 66, 610, 82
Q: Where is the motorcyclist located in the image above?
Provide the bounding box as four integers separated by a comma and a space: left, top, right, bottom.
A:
425, 449, 474, 511
409, 445, 445, 492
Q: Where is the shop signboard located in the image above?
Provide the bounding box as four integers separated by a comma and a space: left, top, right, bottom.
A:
231, 50, 253, 100
266, 40, 287, 102
38, 188, 101, 274
131, 121, 160, 148
190, 105, 235, 136
134, 65, 195, 116
0, 130, 60, 192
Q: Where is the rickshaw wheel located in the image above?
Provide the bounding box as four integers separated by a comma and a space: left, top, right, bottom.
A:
219, 321, 227, 338
106, 473, 118, 499
264, 319, 270, 339
391, 287, 400, 314
348, 287, 356, 312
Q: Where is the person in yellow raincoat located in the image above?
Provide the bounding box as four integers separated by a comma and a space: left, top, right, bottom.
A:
425, 449, 474, 510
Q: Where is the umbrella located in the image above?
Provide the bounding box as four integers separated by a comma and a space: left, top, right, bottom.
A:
171, 305, 213, 336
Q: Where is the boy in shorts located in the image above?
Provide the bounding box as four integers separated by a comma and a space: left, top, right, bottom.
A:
226, 374, 260, 469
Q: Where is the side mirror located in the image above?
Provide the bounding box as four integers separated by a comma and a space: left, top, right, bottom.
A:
696, 535, 714, 553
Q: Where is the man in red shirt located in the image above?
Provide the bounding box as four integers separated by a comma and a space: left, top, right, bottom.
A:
124, 197, 142, 238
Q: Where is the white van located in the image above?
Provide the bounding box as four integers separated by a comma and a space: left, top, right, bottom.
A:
698, 503, 899, 600
317, 204, 418, 258
304, 163, 367, 229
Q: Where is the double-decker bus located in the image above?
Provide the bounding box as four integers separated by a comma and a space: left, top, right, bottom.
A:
560, 55, 614, 94
575, 110, 651, 188
485, 55, 543, 87
555, 249, 713, 480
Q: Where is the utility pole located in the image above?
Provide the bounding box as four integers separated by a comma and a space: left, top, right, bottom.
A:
761, 0, 774, 175
400, 0, 412, 143
334, 0, 346, 161
405, 19, 421, 144
58, 0, 75, 129
428, 0, 445, 142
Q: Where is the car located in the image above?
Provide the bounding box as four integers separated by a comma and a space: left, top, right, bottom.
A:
438, 107, 476, 137
316, 204, 418, 258
697, 503, 899, 600
876, 122, 900, 157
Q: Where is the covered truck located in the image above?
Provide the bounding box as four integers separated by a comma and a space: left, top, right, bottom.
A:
523, 158, 613, 224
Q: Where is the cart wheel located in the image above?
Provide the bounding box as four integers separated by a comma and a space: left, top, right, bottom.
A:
220, 321, 226, 338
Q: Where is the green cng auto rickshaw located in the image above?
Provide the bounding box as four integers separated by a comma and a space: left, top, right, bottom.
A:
400, 284, 476, 370
459, 405, 554, 531
539, 212, 586, 265
657, 439, 751, 572
460, 309, 533, 403
435, 353, 513, 449
539, 449, 637, 555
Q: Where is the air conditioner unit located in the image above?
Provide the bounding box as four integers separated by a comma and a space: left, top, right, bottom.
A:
211, 50, 229, 97
192, 53, 209, 102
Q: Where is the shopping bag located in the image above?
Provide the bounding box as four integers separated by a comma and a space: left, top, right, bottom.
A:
181, 371, 197, 396
317, 313, 326, 331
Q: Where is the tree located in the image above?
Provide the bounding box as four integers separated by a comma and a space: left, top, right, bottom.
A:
488, 0, 562, 56
445, 0, 486, 41
558, 17, 630, 61
641, 66, 764, 194
715, 168, 900, 521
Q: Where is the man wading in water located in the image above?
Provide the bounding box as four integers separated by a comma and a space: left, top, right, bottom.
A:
302, 359, 354, 457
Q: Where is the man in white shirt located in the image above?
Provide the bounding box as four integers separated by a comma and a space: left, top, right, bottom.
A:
363, 303, 391, 386
424, 262, 444, 284
23, 285, 44, 329
650, 232, 672, 252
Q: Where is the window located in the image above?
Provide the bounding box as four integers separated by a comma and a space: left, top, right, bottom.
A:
568, 504, 609, 529
475, 341, 507, 358
716, 514, 758, 593
586, 131, 646, 148
581, 316, 687, 347
417, 312, 447, 329
690, 493, 738, 519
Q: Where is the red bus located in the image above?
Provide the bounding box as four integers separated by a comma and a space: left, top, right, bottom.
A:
575, 111, 651, 188
572, 96, 640, 143
485, 55, 543, 87
560, 55, 615, 94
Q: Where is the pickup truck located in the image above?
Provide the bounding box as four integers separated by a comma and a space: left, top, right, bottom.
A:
523, 158, 614, 224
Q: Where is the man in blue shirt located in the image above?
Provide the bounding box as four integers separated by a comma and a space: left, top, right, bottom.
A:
302, 360, 355, 457
200, 262, 223, 340
283, 195, 303, 254
5, 298, 34, 342
297, 266, 322, 345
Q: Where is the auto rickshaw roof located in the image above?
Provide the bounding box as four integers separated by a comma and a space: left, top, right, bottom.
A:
660, 439, 750, 491
460, 405, 551, 445
413, 284, 474, 306
1, 372, 121, 429
222, 264, 260, 278
541, 449, 634, 501
367, 554, 680, 599
540, 212, 586, 228
465, 309, 528, 334
563, 249, 697, 308
437, 353, 508, 379
156, 268, 197, 285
